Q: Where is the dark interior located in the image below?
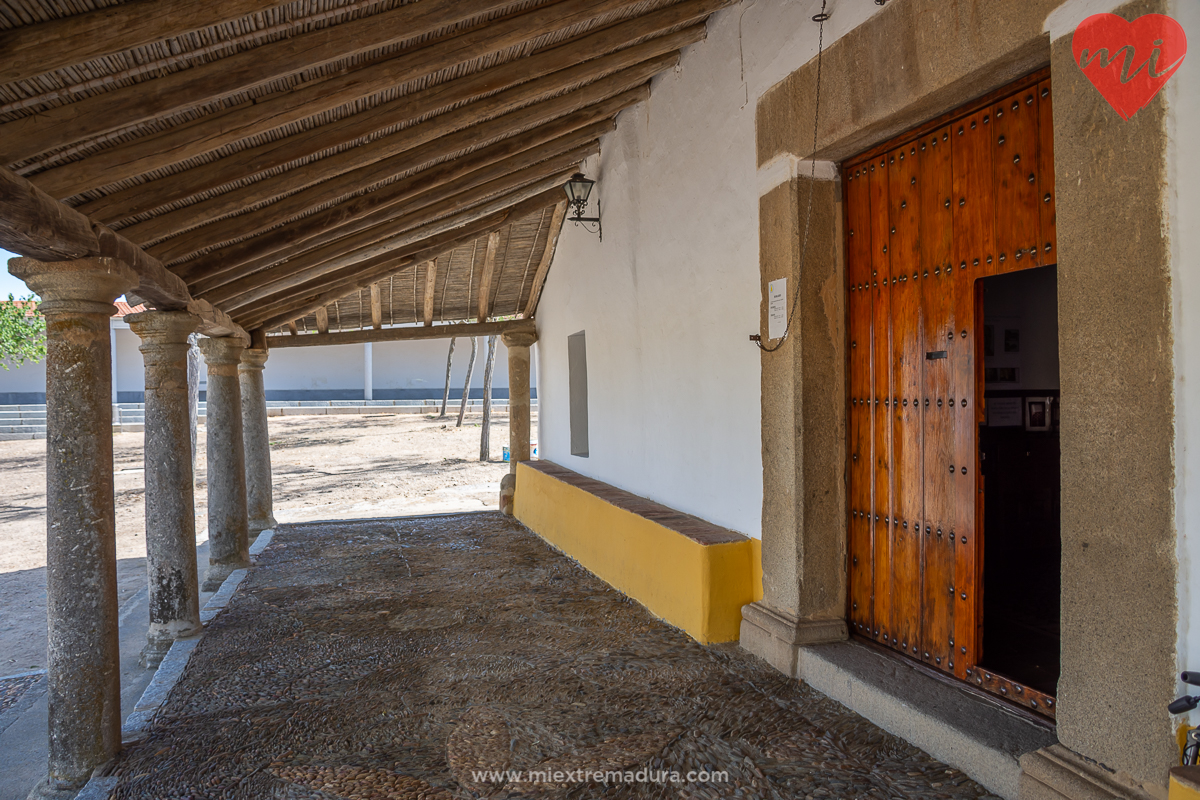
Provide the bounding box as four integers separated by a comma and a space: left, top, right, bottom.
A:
978, 265, 1061, 697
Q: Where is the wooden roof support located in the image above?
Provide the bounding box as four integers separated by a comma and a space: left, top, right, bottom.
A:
204, 158, 588, 308
423, 262, 437, 327
175, 120, 616, 288
22, 0, 659, 196
0, 164, 192, 310
287, 321, 298, 336
525, 201, 570, 317
124, 50, 669, 247
1, 0, 518, 166
0, 0, 290, 85
268, 318, 536, 349
244, 189, 562, 331
162, 106, 621, 271
477, 231, 501, 323
314, 307, 329, 335
68, 7, 714, 215
370, 284, 382, 330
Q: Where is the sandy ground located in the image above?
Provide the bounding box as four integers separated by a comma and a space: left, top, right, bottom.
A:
0, 409, 529, 673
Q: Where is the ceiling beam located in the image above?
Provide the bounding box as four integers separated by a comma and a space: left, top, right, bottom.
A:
423, 261, 437, 327
1, 0, 517, 166
314, 306, 329, 335
160, 107, 619, 271
525, 201, 570, 317
370, 283, 382, 330
68, 5, 716, 216
22, 0, 656, 196
212, 166, 580, 310
122, 50, 671, 247
0, 0, 290, 85
268, 318, 536, 348
477, 231, 501, 322
0, 165, 190, 310
244, 189, 562, 331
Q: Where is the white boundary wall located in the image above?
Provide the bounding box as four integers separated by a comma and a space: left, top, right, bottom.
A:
534, 2, 877, 538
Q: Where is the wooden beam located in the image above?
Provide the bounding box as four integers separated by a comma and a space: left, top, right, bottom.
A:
124, 54, 665, 248
164, 113, 616, 272
174, 117, 616, 285
423, 261, 437, 327
244, 189, 561, 331
478, 231, 500, 323
70, 9, 713, 217
370, 284, 382, 330
186, 298, 251, 345
525, 201, 570, 317
0, 165, 191, 309
1, 0, 517, 166
268, 318, 536, 348
314, 307, 329, 335
0, 0, 289, 85
22, 0, 657, 196
207, 161, 585, 309
287, 321, 298, 336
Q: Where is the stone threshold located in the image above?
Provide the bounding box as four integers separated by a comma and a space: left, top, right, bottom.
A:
72, 530, 275, 800
791, 636, 1058, 799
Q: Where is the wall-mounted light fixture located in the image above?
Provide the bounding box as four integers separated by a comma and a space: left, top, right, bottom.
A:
564, 172, 601, 241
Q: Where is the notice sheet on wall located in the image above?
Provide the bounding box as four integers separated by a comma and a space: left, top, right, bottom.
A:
768, 278, 787, 341
987, 396, 1023, 427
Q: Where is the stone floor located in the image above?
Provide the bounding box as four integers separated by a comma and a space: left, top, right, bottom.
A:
108, 513, 1000, 800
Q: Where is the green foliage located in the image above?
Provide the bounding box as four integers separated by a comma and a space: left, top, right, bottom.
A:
0, 293, 47, 370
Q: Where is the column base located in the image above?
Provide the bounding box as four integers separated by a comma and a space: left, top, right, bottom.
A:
499, 473, 516, 516
248, 517, 277, 541
1019, 745, 1163, 800
739, 601, 847, 676
26, 775, 87, 799
202, 561, 249, 593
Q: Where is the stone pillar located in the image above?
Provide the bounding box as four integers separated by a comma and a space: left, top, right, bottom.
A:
739, 171, 848, 676
499, 330, 536, 515
8, 257, 137, 793
198, 337, 251, 591
238, 347, 276, 539
127, 311, 202, 668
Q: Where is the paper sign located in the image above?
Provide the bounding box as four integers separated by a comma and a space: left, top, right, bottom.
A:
987, 397, 1023, 427
768, 278, 787, 341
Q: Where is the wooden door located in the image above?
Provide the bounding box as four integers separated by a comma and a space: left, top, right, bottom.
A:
844, 69, 1057, 716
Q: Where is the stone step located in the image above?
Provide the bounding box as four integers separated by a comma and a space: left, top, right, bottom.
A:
0, 425, 46, 434
0, 432, 44, 440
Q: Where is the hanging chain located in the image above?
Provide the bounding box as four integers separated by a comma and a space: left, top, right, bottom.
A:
756, 0, 827, 353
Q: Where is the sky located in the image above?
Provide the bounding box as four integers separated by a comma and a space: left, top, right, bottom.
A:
0, 248, 33, 298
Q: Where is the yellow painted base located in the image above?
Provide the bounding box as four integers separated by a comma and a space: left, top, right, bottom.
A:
514, 463, 761, 644
1170, 766, 1200, 800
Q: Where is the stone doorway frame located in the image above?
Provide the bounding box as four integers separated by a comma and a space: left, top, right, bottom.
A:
740, 0, 1178, 794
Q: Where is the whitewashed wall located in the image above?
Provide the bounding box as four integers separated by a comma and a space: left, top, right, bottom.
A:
1168, 0, 1200, 711
534, 1, 875, 537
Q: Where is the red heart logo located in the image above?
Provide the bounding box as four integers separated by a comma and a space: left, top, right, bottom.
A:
1072, 13, 1187, 120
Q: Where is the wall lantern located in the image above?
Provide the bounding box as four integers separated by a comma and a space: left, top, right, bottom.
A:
564, 172, 602, 241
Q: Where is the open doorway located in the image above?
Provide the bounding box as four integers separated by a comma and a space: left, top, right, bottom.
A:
978, 265, 1061, 696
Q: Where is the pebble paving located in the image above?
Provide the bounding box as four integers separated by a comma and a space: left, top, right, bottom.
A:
0, 673, 41, 715
110, 513, 1002, 800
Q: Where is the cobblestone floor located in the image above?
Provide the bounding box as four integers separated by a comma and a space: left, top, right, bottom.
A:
110, 513, 1000, 800
0, 673, 41, 715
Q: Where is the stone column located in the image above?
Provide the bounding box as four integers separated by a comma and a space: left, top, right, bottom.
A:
238, 347, 276, 539
127, 311, 202, 668
198, 337, 251, 591
8, 257, 137, 793
499, 330, 536, 515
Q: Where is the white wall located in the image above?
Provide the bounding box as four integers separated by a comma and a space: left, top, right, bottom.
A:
534, 1, 877, 537
1168, 0, 1200, 711
373, 337, 511, 395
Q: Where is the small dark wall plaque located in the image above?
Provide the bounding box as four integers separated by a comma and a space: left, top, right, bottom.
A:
926, 350, 948, 360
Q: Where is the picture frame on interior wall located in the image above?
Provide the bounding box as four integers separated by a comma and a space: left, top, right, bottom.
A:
1026, 397, 1051, 432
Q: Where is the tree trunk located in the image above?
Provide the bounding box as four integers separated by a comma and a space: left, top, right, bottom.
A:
455, 336, 478, 428
438, 337, 456, 418
479, 335, 498, 461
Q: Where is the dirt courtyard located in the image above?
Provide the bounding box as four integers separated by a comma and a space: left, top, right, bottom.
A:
0, 409, 528, 673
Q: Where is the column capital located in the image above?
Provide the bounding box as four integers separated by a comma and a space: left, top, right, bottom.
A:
127, 310, 199, 345
8, 256, 136, 316
197, 336, 246, 367
238, 347, 269, 371
501, 330, 538, 348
